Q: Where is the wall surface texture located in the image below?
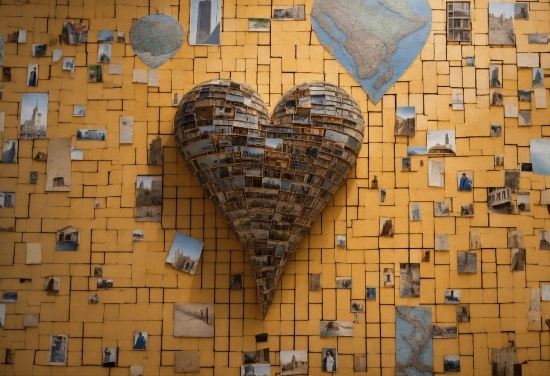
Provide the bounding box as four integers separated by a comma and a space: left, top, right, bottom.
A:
0, 0, 549, 375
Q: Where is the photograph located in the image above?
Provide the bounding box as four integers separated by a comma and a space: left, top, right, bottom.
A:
407, 146, 427, 155
531, 139, 550, 176
189, 0, 221, 45
73, 105, 86, 117
508, 230, 524, 248
0, 304, 5, 327
395, 106, 415, 136
55, 226, 80, 251
320, 321, 353, 337
460, 203, 474, 217
422, 250, 430, 262
322, 348, 338, 372
451, 90, 464, 110
487, 187, 514, 214
470, 231, 481, 249
88, 64, 103, 82
174, 303, 214, 337
20, 93, 48, 139
175, 351, 200, 373
98, 43, 112, 62
428, 160, 445, 187
380, 189, 387, 204
517, 192, 530, 212
44, 276, 60, 292
490, 90, 503, 105
542, 285, 550, 301
351, 301, 364, 312
456, 305, 470, 322
49, 334, 68, 365
435, 234, 450, 251
102, 347, 117, 367
88, 294, 99, 303
400, 263, 420, 298
382, 268, 394, 287
495, 155, 505, 166
505, 170, 521, 192
379, 217, 394, 237
519, 111, 531, 126
466, 57, 475, 66
243, 348, 269, 364
336, 235, 346, 246
366, 287, 376, 301
434, 201, 450, 216
98, 30, 114, 42
165, 232, 203, 275
71, 147, 83, 160
77, 129, 106, 141
117, 31, 125, 43
97, 278, 113, 289
444, 355, 460, 373
230, 274, 243, 289
489, 3, 515, 45
2, 140, 18, 164
132, 230, 144, 241
533, 68, 544, 88
30, 171, 38, 184
120, 115, 134, 144
490, 124, 502, 136
248, 18, 270, 32
541, 189, 550, 205
428, 130, 456, 155
280, 350, 308, 375
518, 90, 532, 102
94, 266, 102, 277
410, 204, 422, 221
432, 325, 457, 338
273, 7, 294, 20
457, 252, 477, 273
32, 43, 47, 57
489, 64, 502, 87
135, 176, 162, 221
520, 163, 533, 172
62, 57, 74, 70
335, 276, 352, 289
63, 22, 88, 44
309, 273, 321, 290
511, 248, 526, 271
133, 332, 147, 350
447, 2, 471, 41
2, 291, 17, 302
540, 230, 550, 250
515, 3, 529, 18
27, 63, 38, 86
445, 289, 461, 304
402, 157, 412, 171
241, 364, 270, 376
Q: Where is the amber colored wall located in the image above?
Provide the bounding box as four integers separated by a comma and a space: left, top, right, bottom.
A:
0, 0, 550, 375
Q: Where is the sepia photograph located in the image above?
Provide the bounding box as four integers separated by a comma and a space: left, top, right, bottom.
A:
470, 231, 481, 249
445, 289, 461, 304
55, 226, 80, 251
241, 364, 270, 376
379, 217, 394, 237
490, 124, 502, 136
165, 232, 203, 275
490, 90, 503, 105
320, 321, 353, 337
321, 348, 338, 372
395, 106, 415, 136
243, 348, 269, 364
2, 291, 17, 302
511, 248, 526, 271
517, 192, 530, 212
434, 201, 450, 216
531, 139, 550, 176
432, 325, 457, 338
410, 204, 422, 221
383, 268, 394, 287
533, 68, 544, 88
88, 64, 103, 82
457, 252, 477, 273
135, 176, 162, 221
308, 273, 321, 290
428, 130, 456, 155
444, 355, 460, 373
366, 287, 376, 301
400, 263, 420, 298
435, 234, 450, 251
518, 90, 532, 103
456, 305, 470, 322
73, 105, 86, 117
2, 140, 17, 164
460, 203, 474, 217
133, 332, 147, 350
402, 157, 411, 172
174, 303, 214, 337
514, 3, 528, 19
248, 18, 270, 32
422, 250, 430, 262
495, 155, 504, 166
487, 187, 514, 214
49, 334, 68, 365
540, 230, 550, 250
97, 30, 114, 42
27, 63, 38, 86
351, 301, 364, 312
489, 64, 502, 87
189, 0, 221, 45
97, 278, 113, 289
335, 276, 352, 289
280, 350, 308, 375
102, 347, 117, 367
508, 230, 524, 248
429, 160, 445, 187
488, 3, 515, 45
20, 93, 48, 139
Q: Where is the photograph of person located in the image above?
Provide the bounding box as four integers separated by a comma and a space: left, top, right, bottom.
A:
458, 171, 472, 191
322, 348, 337, 372
133, 332, 147, 350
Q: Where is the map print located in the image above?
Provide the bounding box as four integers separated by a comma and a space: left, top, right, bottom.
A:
130, 15, 184, 69
396, 306, 433, 375
311, 0, 432, 104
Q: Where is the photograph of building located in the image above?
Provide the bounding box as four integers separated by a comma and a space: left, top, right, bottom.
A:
135, 176, 162, 221
165, 232, 203, 275
20, 93, 48, 139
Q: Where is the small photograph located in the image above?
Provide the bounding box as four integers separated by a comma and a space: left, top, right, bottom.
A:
508, 230, 524, 248
135, 176, 162, 221
62, 58, 74, 70
460, 203, 474, 217
280, 350, 308, 375
517, 192, 530, 212
395, 106, 415, 136
435, 234, 450, 251
44, 276, 60, 292
400, 263, 420, 298
351, 301, 364, 312
98, 43, 112, 62
335, 276, 352, 289
428, 160, 445, 187
444, 355, 460, 373
70, 147, 83, 160
428, 130, 456, 155
410, 204, 422, 221
382, 268, 394, 287
336, 234, 346, 246
432, 325, 457, 338
273, 7, 294, 20
174, 303, 214, 337
308, 273, 321, 290
422, 250, 430, 262
0, 304, 5, 327
489, 64, 502, 87
27, 63, 38, 87
63, 22, 88, 45
32, 43, 47, 57
514, 3, 529, 19
133, 332, 147, 350
189, 0, 221, 45
456, 305, 470, 321
49, 334, 68, 365
434, 201, 450, 217
379, 188, 387, 204
366, 287, 376, 300
241, 364, 270, 376
98, 30, 114, 42
88, 64, 103, 82
248, 18, 270, 32
322, 348, 338, 372
541, 189, 550, 205
445, 289, 461, 304
243, 348, 269, 364
457, 252, 477, 273
531, 139, 550, 176
55, 226, 79, 251
518, 90, 532, 102
120, 115, 134, 144
540, 230, 550, 250
527, 33, 548, 44
73, 105, 86, 117
132, 230, 144, 241
2, 291, 17, 302
379, 217, 394, 237
230, 274, 243, 289
407, 146, 427, 155
465, 57, 475, 66
457, 171, 473, 191
505, 170, 520, 192
402, 157, 412, 171
490, 123, 502, 136
533, 68, 544, 88
20, 93, 48, 139
488, 3, 515, 45
77, 129, 106, 141
487, 187, 514, 214
490, 90, 503, 106
94, 267, 102, 277
165, 232, 204, 275
495, 155, 504, 166
451, 90, 464, 110
518, 111, 531, 126
102, 347, 117, 367
470, 231, 481, 249
97, 278, 113, 289
116, 31, 125, 43
88, 294, 99, 303
2, 140, 17, 164
520, 163, 533, 172
320, 321, 353, 337
30, 171, 38, 184
511, 248, 526, 271
542, 285, 550, 301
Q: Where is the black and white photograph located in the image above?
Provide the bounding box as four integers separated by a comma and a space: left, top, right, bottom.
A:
133, 331, 147, 350
517, 192, 530, 212
427, 131, 456, 155
32, 43, 47, 57
511, 248, 526, 271
489, 64, 502, 88
490, 124, 502, 136
320, 321, 353, 337
495, 155, 504, 166
410, 204, 422, 221
505, 169, 520, 192
400, 263, 420, 298
27, 63, 38, 86
94, 266, 102, 277
402, 157, 411, 172
490, 90, 503, 105
435, 234, 450, 251
230, 274, 243, 289
132, 230, 144, 241
89, 294, 99, 303
518, 110, 531, 126
135, 176, 162, 221
280, 350, 307, 375
2, 140, 17, 164
55, 226, 80, 251
308, 273, 321, 290
88, 64, 103, 82
98, 30, 114, 42
97, 278, 113, 289
248, 18, 270, 32
434, 201, 450, 217
432, 325, 457, 338
460, 203, 474, 217
0, 304, 5, 327
49, 334, 68, 366
429, 160, 445, 187
447, 2, 471, 41
470, 231, 481, 249
488, 3, 515, 45
508, 230, 524, 248
533, 68, 544, 88
335, 276, 352, 289
457, 252, 477, 273
98, 43, 112, 62
102, 347, 117, 367
2, 291, 17, 302
380, 188, 387, 204
456, 305, 470, 321
77, 129, 106, 140
520, 163, 533, 172
321, 348, 338, 372
241, 364, 270, 376
383, 268, 394, 287
174, 303, 214, 337
44, 276, 60, 292
336, 234, 346, 246
395, 106, 415, 136
514, 3, 528, 19
518, 90, 532, 102
366, 287, 376, 301
351, 301, 364, 312
444, 355, 460, 373
540, 230, 550, 250
445, 289, 461, 304
73, 105, 86, 117
466, 57, 475, 66
243, 348, 269, 364
487, 187, 514, 214
379, 217, 394, 237
165, 232, 203, 275
189, 0, 221, 45
273, 5, 305, 20
20, 93, 48, 139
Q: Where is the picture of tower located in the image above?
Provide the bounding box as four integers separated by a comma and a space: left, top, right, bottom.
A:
196, 0, 211, 44
190, 0, 220, 45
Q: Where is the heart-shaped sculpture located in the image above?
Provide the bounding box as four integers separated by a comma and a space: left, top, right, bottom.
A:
130, 14, 184, 69
311, 0, 432, 104
174, 80, 364, 316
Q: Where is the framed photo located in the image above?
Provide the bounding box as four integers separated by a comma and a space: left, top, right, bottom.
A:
49, 334, 68, 366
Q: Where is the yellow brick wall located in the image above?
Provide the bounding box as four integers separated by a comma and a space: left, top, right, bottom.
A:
0, 0, 549, 375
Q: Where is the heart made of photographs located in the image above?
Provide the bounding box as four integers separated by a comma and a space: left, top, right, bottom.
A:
174, 79, 364, 316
